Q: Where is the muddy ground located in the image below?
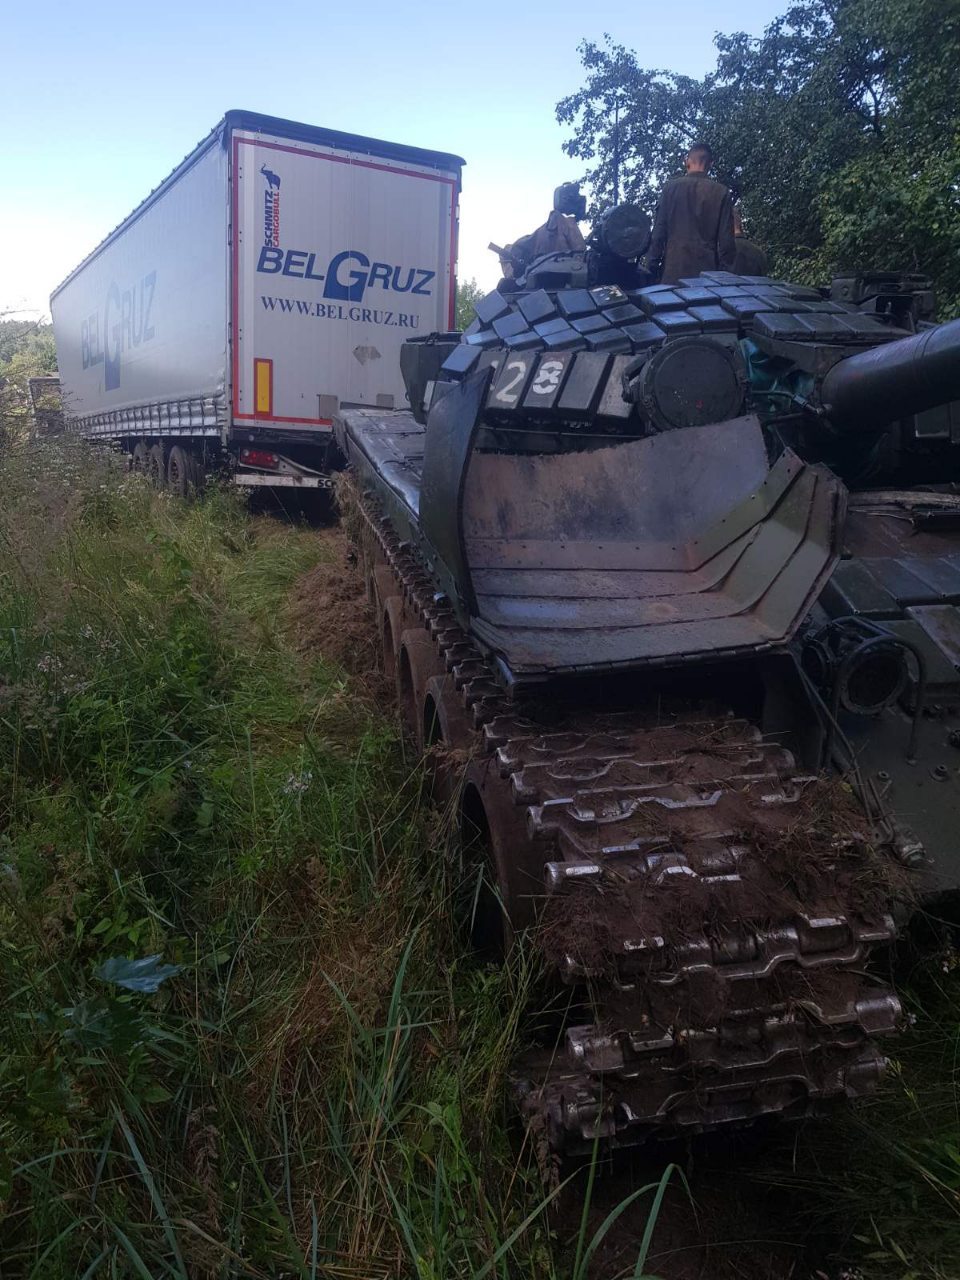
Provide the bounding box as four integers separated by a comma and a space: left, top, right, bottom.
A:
560, 1127, 848, 1280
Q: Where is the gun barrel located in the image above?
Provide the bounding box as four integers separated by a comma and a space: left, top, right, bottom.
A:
821, 317, 960, 430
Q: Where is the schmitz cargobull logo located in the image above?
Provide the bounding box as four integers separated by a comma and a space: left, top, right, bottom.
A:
261, 164, 281, 247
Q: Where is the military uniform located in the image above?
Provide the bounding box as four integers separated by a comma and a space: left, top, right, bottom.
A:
501, 211, 586, 277
733, 235, 769, 276
526, 211, 586, 257
647, 172, 736, 284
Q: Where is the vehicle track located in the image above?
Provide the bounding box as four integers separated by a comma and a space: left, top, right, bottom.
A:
345, 477, 904, 1158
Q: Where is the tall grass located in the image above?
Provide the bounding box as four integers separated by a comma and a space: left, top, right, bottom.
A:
0, 438, 682, 1279
753, 954, 960, 1280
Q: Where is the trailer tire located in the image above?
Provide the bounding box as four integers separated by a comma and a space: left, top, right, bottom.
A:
132, 442, 149, 474
168, 446, 199, 500
189, 454, 206, 494
147, 444, 167, 489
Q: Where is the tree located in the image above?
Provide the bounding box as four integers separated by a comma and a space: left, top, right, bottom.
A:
557, 41, 705, 215
0, 320, 58, 446
557, 0, 960, 315
455, 278, 485, 332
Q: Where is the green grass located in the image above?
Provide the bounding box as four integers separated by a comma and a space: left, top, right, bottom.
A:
3, 436, 957, 1280
751, 952, 960, 1280
0, 437, 686, 1279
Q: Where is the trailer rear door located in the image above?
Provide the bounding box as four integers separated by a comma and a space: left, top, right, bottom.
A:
231, 126, 459, 429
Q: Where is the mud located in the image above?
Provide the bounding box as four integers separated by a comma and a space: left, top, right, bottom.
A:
540, 768, 911, 997
288, 524, 391, 700
562, 1140, 815, 1279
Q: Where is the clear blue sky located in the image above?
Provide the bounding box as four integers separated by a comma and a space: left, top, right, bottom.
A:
3, 0, 786, 317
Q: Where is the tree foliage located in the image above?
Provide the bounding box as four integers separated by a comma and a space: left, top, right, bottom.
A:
455, 277, 484, 331
0, 320, 58, 446
558, 0, 960, 315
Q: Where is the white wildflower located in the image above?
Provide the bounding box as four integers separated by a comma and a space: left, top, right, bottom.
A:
282, 770, 314, 796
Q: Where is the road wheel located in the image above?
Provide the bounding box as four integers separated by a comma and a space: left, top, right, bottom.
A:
373, 565, 397, 616
422, 673, 475, 804
459, 762, 544, 958
381, 594, 412, 678
396, 629, 445, 745
147, 444, 167, 489
167, 445, 199, 500
361, 532, 386, 605
362, 549, 378, 606
131, 442, 149, 474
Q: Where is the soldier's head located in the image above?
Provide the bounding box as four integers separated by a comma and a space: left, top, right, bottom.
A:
685, 143, 713, 174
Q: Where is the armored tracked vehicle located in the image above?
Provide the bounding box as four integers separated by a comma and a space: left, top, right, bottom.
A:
333, 206, 960, 1156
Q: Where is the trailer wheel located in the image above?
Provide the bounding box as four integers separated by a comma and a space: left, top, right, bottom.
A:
185, 451, 206, 495
147, 444, 167, 489
167, 446, 199, 500
132, 442, 149, 474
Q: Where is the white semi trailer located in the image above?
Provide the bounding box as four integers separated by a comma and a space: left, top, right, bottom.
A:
50, 110, 463, 492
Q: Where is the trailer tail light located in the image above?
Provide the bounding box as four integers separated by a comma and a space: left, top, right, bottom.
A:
240, 447, 279, 470
253, 358, 273, 417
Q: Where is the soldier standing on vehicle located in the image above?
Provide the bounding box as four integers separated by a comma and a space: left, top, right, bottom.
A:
644, 143, 736, 284
498, 182, 587, 280
732, 205, 769, 276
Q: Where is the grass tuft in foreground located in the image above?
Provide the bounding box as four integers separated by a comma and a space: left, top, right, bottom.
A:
0, 437, 572, 1278
752, 953, 960, 1280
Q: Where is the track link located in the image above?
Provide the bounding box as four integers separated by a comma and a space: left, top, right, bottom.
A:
351, 487, 903, 1156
